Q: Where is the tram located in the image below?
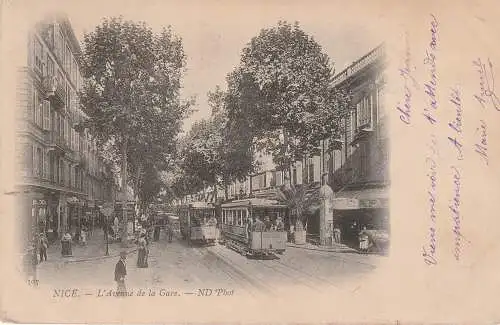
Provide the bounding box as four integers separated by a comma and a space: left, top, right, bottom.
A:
220, 198, 288, 258
176, 201, 217, 246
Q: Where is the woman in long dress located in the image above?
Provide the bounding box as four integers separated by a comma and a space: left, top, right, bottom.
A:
137, 234, 147, 268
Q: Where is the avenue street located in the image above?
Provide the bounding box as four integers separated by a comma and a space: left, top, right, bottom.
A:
36, 231, 381, 297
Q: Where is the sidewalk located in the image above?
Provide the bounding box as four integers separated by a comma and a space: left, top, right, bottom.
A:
42, 229, 137, 264
287, 242, 358, 253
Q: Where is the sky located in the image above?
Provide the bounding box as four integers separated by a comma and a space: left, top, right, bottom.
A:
41, 1, 384, 133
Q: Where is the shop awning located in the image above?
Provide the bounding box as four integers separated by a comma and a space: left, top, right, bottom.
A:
333, 186, 389, 210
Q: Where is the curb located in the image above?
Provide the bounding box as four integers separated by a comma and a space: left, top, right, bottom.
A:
45, 248, 138, 264
61, 248, 138, 263
286, 243, 357, 253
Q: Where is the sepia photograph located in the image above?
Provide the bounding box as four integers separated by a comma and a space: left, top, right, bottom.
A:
14, 7, 388, 298
3, 0, 500, 323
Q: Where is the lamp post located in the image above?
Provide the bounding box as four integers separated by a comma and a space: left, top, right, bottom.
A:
105, 216, 109, 256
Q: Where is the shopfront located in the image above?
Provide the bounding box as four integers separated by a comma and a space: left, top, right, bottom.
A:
332, 186, 390, 251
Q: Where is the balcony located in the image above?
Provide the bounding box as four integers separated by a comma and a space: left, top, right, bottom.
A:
67, 150, 82, 165
332, 44, 385, 87
45, 131, 70, 153
42, 76, 65, 110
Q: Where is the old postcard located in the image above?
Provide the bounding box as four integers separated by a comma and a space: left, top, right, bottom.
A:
1, 0, 499, 323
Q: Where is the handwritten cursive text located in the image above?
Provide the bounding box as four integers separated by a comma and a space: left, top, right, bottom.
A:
423, 14, 439, 125
449, 166, 462, 261
473, 58, 500, 111
474, 120, 488, 165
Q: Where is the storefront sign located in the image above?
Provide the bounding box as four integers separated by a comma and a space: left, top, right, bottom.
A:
332, 198, 359, 210
359, 198, 389, 209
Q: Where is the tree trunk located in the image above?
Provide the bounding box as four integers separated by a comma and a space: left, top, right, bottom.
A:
213, 176, 218, 203
133, 164, 141, 235
121, 139, 128, 246
223, 179, 229, 201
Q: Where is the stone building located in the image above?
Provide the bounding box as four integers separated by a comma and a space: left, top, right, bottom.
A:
15, 14, 115, 248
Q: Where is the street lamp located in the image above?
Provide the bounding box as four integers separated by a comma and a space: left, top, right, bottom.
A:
105, 216, 109, 256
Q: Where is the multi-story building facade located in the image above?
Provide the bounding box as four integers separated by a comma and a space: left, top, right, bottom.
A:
324, 44, 389, 247
15, 14, 115, 248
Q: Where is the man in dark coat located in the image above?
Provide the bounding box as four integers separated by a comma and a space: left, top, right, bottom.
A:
114, 251, 127, 296
252, 217, 266, 232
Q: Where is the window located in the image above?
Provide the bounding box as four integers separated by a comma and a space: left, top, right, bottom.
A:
292, 167, 297, 185
308, 157, 314, 184
42, 100, 50, 130
35, 147, 42, 177
43, 150, 49, 179
23, 143, 33, 175
271, 171, 277, 187
377, 86, 385, 121
55, 29, 64, 62
46, 55, 54, 77
65, 45, 71, 73
33, 89, 43, 127
59, 159, 64, 184
34, 38, 44, 74
356, 94, 372, 129
72, 58, 78, 84
48, 152, 55, 182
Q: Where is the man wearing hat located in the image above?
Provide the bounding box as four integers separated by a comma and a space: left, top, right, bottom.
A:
114, 251, 127, 295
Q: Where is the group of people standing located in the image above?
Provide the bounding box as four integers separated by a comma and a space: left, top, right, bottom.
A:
245, 215, 285, 241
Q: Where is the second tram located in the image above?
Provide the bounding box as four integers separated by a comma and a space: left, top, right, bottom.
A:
176, 201, 217, 246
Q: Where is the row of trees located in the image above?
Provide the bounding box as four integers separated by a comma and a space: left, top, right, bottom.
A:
174, 21, 352, 201
78, 18, 353, 241
79, 17, 194, 243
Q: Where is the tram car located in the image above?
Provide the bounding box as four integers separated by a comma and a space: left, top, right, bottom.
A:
176, 202, 217, 246
220, 198, 288, 258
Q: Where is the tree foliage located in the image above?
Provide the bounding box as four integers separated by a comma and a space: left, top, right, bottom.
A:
176, 84, 256, 201
228, 21, 352, 171
79, 16, 193, 204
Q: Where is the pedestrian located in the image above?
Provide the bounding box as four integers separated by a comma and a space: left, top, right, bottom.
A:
28, 243, 38, 281
167, 222, 173, 243
359, 226, 369, 253
80, 227, 87, 246
137, 233, 148, 268
114, 251, 127, 296
289, 224, 295, 243
263, 216, 272, 231
334, 225, 341, 244
39, 233, 48, 262
275, 217, 284, 231
252, 216, 266, 232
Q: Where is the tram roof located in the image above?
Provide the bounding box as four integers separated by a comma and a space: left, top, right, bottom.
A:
183, 201, 215, 209
221, 198, 288, 209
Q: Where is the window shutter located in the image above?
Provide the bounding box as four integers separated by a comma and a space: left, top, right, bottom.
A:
42, 100, 50, 130
43, 150, 49, 179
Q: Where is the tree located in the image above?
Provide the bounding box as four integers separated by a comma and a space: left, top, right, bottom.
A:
276, 182, 319, 229
178, 84, 257, 202
79, 17, 192, 244
228, 21, 351, 179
